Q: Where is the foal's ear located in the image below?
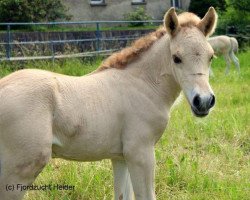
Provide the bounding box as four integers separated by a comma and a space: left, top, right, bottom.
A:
164, 7, 180, 36
197, 7, 218, 37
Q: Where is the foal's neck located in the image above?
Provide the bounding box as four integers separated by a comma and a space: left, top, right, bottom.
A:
127, 35, 181, 108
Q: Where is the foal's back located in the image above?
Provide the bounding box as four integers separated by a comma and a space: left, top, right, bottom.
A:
208, 35, 231, 54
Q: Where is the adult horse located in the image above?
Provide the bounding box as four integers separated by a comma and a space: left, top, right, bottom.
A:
0, 7, 217, 200
208, 35, 240, 74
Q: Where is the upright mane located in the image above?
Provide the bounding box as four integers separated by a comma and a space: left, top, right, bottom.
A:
95, 12, 201, 72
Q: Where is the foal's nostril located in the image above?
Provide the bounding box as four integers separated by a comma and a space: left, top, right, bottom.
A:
193, 95, 201, 109
209, 94, 215, 108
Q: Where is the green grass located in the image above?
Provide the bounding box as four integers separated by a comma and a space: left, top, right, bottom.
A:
0, 58, 100, 78
0, 50, 249, 200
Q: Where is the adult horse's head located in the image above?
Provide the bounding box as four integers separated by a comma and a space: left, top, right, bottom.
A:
164, 7, 217, 117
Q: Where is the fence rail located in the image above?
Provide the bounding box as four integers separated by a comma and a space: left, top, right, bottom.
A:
0, 20, 162, 61
0, 20, 162, 26
0, 21, 248, 61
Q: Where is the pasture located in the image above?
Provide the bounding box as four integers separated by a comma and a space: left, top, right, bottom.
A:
0, 50, 249, 200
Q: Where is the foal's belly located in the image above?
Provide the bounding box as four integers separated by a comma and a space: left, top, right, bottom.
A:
52, 124, 124, 162
52, 142, 123, 162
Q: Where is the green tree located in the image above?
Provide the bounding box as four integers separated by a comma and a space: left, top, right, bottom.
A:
0, 0, 71, 23
189, 0, 227, 17
229, 0, 250, 12
217, 0, 250, 33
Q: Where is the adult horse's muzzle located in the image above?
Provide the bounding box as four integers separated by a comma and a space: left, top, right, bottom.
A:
191, 94, 215, 117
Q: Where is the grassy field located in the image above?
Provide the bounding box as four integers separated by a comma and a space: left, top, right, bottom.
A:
0, 50, 249, 200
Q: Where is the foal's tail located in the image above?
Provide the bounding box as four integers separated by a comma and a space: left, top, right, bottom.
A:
230, 37, 239, 54
229, 37, 240, 73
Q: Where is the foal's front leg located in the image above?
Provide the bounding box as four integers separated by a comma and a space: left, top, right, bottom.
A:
123, 144, 156, 200
112, 159, 133, 200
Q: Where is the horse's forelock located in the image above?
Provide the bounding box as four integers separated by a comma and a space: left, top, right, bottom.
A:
178, 12, 201, 27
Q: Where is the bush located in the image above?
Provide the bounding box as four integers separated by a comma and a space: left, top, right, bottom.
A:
123, 7, 153, 27
0, 0, 71, 23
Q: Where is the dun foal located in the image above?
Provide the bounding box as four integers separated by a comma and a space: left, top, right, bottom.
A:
208, 35, 240, 74
0, 7, 217, 200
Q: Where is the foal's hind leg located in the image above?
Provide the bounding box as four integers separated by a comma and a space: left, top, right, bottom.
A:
112, 159, 133, 200
0, 148, 51, 200
224, 54, 231, 75
0, 116, 52, 200
230, 51, 240, 74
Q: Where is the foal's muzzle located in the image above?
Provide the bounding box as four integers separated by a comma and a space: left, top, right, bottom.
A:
191, 94, 215, 117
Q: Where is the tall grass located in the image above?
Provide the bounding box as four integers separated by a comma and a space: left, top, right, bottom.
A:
0, 51, 249, 200
0, 58, 101, 78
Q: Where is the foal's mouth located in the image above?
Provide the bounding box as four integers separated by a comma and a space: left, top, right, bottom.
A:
191, 106, 209, 117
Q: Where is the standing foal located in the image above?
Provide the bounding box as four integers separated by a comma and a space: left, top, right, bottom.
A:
208, 35, 240, 74
0, 7, 217, 200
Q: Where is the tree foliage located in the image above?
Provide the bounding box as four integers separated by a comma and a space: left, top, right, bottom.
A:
189, 0, 227, 17
229, 0, 250, 13
189, 0, 250, 35
217, 0, 250, 34
0, 0, 71, 22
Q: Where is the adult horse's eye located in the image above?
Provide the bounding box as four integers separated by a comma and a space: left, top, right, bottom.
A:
173, 55, 182, 64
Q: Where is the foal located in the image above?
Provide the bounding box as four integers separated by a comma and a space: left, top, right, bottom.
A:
0, 7, 217, 200
208, 35, 240, 74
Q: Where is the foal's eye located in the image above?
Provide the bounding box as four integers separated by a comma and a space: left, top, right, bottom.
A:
173, 55, 182, 64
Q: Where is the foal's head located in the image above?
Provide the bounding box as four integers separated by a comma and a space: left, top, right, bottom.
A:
164, 7, 217, 117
